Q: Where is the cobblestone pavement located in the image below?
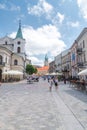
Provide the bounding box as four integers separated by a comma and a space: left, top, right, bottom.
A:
0, 79, 87, 130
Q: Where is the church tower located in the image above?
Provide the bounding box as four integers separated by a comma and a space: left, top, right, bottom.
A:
16, 20, 23, 39
13, 20, 26, 60
44, 54, 49, 66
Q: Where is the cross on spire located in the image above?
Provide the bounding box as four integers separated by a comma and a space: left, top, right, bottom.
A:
19, 20, 21, 29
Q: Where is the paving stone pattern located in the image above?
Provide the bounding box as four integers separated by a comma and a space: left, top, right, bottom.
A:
0, 79, 86, 130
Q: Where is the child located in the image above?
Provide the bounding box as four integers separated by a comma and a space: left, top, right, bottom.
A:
49, 78, 53, 92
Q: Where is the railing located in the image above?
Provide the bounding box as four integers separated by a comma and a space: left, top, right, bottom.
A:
69, 80, 87, 91
77, 62, 83, 67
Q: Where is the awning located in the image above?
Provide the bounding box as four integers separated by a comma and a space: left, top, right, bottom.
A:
78, 68, 87, 75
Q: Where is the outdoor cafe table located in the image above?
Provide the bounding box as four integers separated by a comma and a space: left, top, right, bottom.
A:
70, 80, 87, 91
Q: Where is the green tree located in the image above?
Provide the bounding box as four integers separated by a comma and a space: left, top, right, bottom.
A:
34, 67, 37, 74
26, 64, 35, 75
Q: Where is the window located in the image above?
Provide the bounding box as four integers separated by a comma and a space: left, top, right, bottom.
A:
84, 53, 86, 62
83, 40, 85, 48
17, 41, 20, 45
5, 57, 7, 63
17, 47, 21, 53
5, 41, 7, 45
14, 59, 18, 65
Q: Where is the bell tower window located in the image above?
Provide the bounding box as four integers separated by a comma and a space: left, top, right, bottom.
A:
18, 41, 21, 45
17, 47, 21, 53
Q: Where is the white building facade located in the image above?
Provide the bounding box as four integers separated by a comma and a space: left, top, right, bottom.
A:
55, 53, 62, 73
0, 22, 31, 81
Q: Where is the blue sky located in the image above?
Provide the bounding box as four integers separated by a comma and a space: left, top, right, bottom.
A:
0, 0, 87, 66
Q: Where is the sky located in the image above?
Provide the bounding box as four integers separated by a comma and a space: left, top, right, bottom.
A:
0, 0, 87, 66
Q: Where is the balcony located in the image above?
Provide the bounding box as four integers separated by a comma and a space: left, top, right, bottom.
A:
62, 67, 69, 72
77, 62, 83, 67
66, 59, 71, 62
0, 62, 5, 66
77, 48, 82, 54
62, 69, 69, 72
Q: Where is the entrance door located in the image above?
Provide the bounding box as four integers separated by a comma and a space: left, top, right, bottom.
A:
0, 69, 2, 81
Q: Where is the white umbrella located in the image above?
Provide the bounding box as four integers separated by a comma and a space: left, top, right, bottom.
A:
55, 72, 63, 75
45, 73, 50, 75
2, 71, 8, 75
2, 70, 23, 75
78, 68, 87, 75
49, 72, 62, 75
48, 72, 56, 75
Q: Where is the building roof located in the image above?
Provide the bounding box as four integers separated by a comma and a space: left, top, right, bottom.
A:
16, 20, 23, 39
76, 28, 87, 42
37, 66, 49, 71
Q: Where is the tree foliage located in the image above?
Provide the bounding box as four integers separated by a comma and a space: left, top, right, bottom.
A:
34, 67, 37, 74
26, 64, 37, 75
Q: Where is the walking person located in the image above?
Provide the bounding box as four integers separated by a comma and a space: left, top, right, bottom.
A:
64, 77, 66, 84
54, 77, 58, 91
49, 77, 54, 92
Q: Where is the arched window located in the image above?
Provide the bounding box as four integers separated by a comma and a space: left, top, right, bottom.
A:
17, 47, 21, 53
17, 41, 21, 45
0, 55, 2, 63
14, 59, 18, 65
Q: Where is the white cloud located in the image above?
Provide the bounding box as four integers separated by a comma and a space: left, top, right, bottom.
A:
10, 24, 66, 66
27, 0, 65, 26
77, 0, 87, 20
27, 0, 53, 17
67, 21, 80, 27
0, 3, 20, 11
57, 13, 65, 24
52, 12, 65, 25
27, 56, 43, 66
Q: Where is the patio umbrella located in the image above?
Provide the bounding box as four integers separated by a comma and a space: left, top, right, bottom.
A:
45, 73, 50, 75
2, 70, 23, 75
55, 72, 63, 75
49, 72, 62, 75
78, 68, 87, 75
47, 72, 56, 75
2, 71, 8, 75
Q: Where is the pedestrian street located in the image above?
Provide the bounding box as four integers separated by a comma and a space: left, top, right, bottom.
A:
0, 79, 87, 130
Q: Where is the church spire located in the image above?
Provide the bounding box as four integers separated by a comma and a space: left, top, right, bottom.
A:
45, 54, 48, 62
44, 54, 49, 66
16, 20, 23, 39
